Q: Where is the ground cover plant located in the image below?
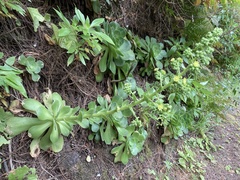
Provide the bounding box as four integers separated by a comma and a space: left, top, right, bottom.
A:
0, 0, 239, 179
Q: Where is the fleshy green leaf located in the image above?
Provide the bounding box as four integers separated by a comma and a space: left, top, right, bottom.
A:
51, 135, 64, 152
28, 121, 52, 139
57, 121, 72, 136
77, 119, 90, 129
93, 31, 115, 45
121, 145, 130, 165
36, 106, 53, 121
6, 117, 41, 137
100, 121, 116, 144
128, 131, 145, 156
0, 52, 4, 59
111, 143, 125, 163
50, 122, 60, 143
0, 136, 10, 146
99, 49, 108, 72
27, 7, 45, 32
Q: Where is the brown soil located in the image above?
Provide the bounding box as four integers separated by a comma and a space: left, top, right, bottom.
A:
0, 1, 240, 179
204, 107, 240, 180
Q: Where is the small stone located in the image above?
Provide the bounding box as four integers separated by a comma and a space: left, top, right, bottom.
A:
225, 113, 236, 121
86, 155, 91, 162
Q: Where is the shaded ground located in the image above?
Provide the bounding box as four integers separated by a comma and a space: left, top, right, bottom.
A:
204, 107, 240, 179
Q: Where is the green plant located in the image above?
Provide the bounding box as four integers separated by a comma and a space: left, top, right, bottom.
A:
18, 55, 44, 82
3, 57, 191, 164
0, 108, 11, 171
0, 108, 10, 146
50, 8, 137, 88
143, 28, 225, 143
178, 145, 196, 169
8, 165, 38, 180
236, 167, 240, 174
52, 8, 114, 66
27, 7, 46, 32
6, 90, 79, 154
177, 144, 206, 179
96, 22, 135, 83
135, 36, 167, 76
212, 4, 240, 75
225, 165, 232, 172
4, 28, 224, 165
0, 0, 25, 18
0, 53, 27, 98
188, 137, 216, 152
78, 92, 148, 164
164, 37, 188, 58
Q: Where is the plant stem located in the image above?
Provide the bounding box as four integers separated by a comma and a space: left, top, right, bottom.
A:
65, 66, 190, 123
83, 66, 190, 119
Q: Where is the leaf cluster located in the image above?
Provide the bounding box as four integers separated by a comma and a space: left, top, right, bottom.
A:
6, 90, 79, 154
52, 8, 114, 66
18, 55, 44, 82
0, 53, 27, 98
7, 165, 38, 180
135, 36, 167, 76
0, 0, 25, 18
96, 22, 135, 82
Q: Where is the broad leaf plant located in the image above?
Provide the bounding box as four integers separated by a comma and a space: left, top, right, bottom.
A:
2, 28, 224, 164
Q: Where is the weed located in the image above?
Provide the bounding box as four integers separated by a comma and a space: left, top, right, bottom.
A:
8, 165, 38, 180
0, 0, 25, 18
236, 167, 240, 174
211, 2, 240, 75
18, 55, 44, 82
52, 8, 114, 66
225, 165, 232, 172
0, 53, 27, 98
27, 7, 46, 32
177, 143, 206, 179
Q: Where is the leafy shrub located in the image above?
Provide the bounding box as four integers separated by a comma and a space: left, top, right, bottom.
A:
183, 6, 214, 43
52, 8, 114, 66
212, 4, 240, 75
0, 108, 11, 171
